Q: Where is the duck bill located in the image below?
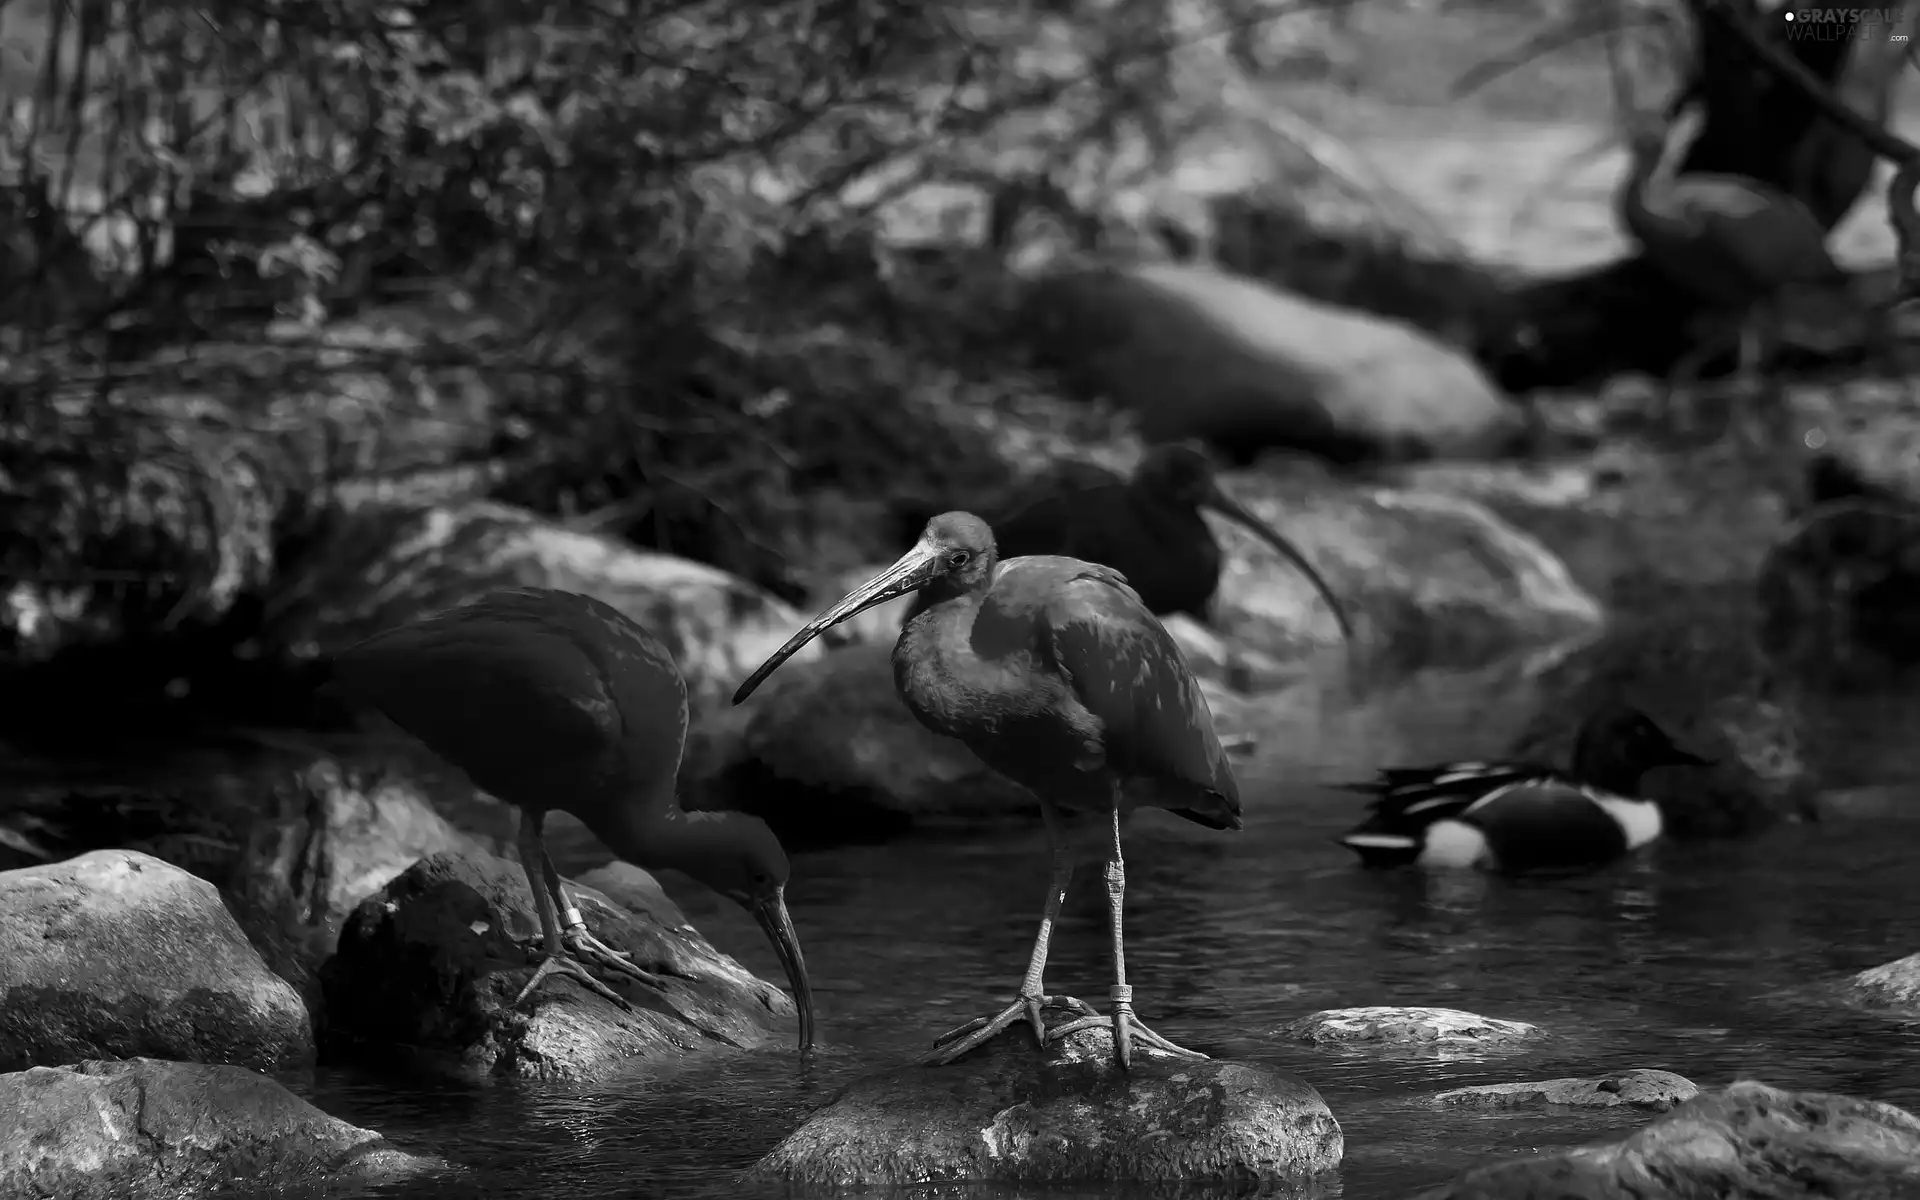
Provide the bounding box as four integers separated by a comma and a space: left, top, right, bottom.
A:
752, 886, 816, 1054
732, 544, 942, 704
1201, 486, 1355, 642
1666, 746, 1712, 768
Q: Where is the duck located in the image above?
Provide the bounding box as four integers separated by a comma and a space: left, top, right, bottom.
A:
1334, 704, 1710, 872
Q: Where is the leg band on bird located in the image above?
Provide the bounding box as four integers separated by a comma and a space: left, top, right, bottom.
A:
508, 813, 670, 1011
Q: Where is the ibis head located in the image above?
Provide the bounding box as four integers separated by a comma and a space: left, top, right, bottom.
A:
1136, 443, 1354, 641
732, 512, 996, 705
673, 817, 814, 1053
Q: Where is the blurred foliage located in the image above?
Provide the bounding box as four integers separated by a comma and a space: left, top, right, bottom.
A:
0, 0, 1374, 611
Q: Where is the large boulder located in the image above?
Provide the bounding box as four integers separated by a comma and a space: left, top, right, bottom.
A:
0, 850, 313, 1072
684, 642, 1031, 845
321, 850, 799, 1080
0, 1057, 445, 1199
751, 1021, 1342, 1188
1505, 582, 1815, 838
1209, 468, 1603, 672
1415, 1081, 1920, 1199
227, 757, 511, 1031
1017, 261, 1525, 464
262, 498, 819, 710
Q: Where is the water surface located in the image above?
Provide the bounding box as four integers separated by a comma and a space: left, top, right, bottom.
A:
295, 683, 1920, 1200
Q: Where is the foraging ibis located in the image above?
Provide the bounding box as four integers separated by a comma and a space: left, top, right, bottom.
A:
941, 443, 1352, 637
1616, 106, 1847, 387
333, 587, 815, 1050
1335, 704, 1708, 872
735, 512, 1352, 1069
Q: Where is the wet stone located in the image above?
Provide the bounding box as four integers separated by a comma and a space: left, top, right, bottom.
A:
0, 1057, 446, 1199
0, 849, 314, 1072
1430, 1068, 1699, 1113
1278, 1006, 1542, 1053
751, 1019, 1342, 1188
1847, 950, 1920, 1012
1414, 1081, 1920, 1199
321, 850, 798, 1080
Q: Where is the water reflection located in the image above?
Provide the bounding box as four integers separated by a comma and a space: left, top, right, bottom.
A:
290, 664, 1920, 1200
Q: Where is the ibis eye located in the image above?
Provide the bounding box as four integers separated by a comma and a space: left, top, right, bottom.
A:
947, 551, 970, 568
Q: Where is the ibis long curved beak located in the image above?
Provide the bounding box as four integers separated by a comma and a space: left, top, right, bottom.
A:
732, 542, 943, 704
752, 885, 815, 1054
1201, 485, 1355, 642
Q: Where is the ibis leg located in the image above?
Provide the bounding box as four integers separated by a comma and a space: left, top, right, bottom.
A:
538, 846, 671, 990
922, 805, 1098, 1065
510, 812, 635, 1011
1051, 794, 1208, 1069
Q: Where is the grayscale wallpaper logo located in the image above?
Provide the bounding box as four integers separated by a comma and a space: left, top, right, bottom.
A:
1781, 7, 1910, 41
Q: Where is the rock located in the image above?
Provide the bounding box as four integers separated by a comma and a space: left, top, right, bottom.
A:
1278, 1007, 1541, 1053
261, 498, 819, 710
1415, 1081, 1920, 1199
750, 1022, 1341, 1188
0, 850, 313, 1072
0, 1057, 445, 1198
573, 861, 694, 932
321, 850, 798, 1080
1210, 470, 1603, 672
1431, 1069, 1699, 1113
684, 642, 1031, 845
1018, 261, 1525, 464
1755, 498, 1920, 695
1506, 583, 1816, 838
231, 758, 502, 963
1847, 951, 1920, 1011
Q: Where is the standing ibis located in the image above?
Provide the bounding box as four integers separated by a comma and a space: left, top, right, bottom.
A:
333, 587, 815, 1051
948, 443, 1353, 637
1615, 106, 1848, 392
735, 513, 1347, 1069
1335, 704, 1708, 872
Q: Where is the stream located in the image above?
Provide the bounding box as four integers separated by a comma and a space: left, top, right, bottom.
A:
264, 661, 1920, 1198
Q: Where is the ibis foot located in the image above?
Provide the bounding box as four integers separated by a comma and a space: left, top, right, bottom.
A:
1051, 1006, 1209, 1070
920, 995, 1102, 1065
563, 919, 671, 990
511, 950, 636, 1011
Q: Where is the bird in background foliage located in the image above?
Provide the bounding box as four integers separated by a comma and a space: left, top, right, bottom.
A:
333, 587, 815, 1051
922, 441, 1353, 640
737, 512, 1351, 1070
1335, 703, 1709, 873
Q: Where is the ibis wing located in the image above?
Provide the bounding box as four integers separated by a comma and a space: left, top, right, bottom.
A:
1032, 562, 1240, 827
333, 592, 638, 799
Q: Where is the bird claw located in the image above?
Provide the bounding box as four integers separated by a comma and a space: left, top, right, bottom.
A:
1049, 1005, 1208, 1070
921, 995, 1099, 1065
511, 951, 636, 1012
563, 922, 669, 989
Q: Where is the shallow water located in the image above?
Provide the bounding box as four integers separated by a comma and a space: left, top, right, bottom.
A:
287, 668, 1920, 1200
